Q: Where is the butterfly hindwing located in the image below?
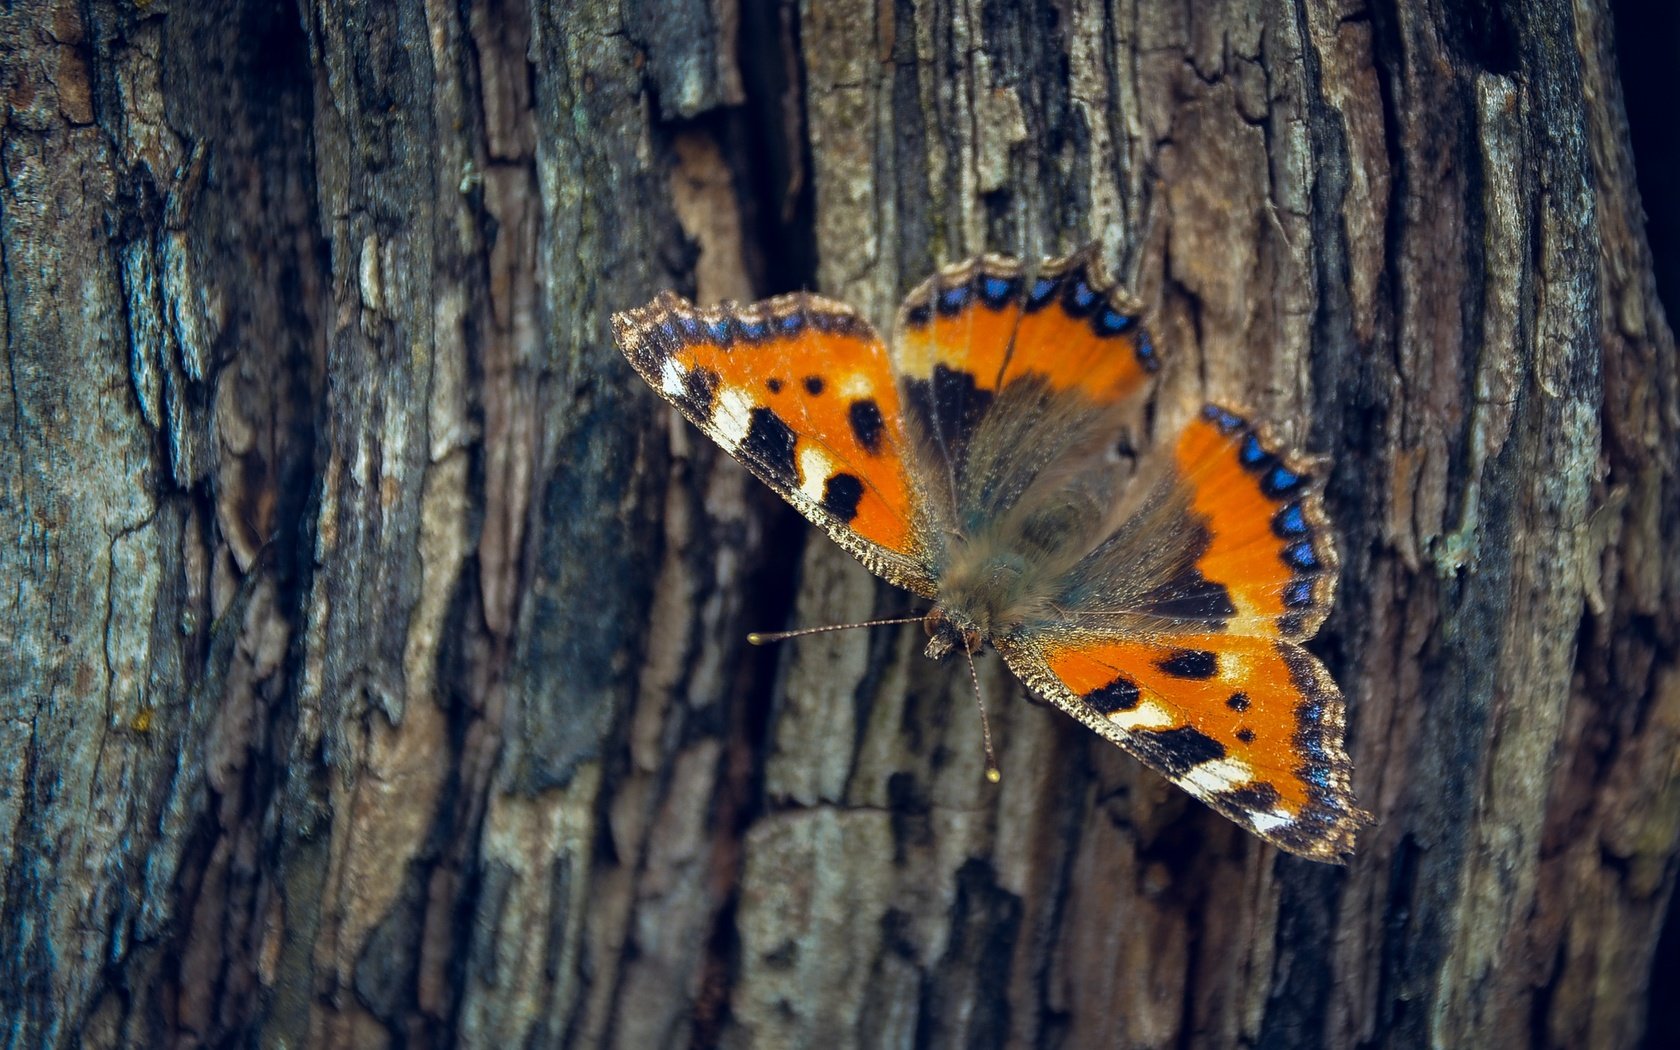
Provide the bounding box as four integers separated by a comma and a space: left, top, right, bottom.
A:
998, 246, 1159, 402
892, 249, 1157, 480
1177, 405, 1339, 639
613, 290, 937, 594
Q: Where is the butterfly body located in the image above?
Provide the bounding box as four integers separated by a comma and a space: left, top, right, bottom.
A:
916, 391, 1128, 658
613, 248, 1369, 861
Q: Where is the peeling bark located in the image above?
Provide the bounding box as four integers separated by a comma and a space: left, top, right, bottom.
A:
1, 0, 1675, 1047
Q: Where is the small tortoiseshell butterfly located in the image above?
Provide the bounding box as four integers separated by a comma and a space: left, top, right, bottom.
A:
612, 248, 1369, 861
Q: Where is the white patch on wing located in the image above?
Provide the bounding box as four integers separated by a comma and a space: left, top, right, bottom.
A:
837, 372, 875, 399
660, 357, 687, 398
711, 386, 754, 452
1106, 699, 1177, 731
798, 445, 835, 504
1248, 808, 1294, 834
1179, 756, 1253, 796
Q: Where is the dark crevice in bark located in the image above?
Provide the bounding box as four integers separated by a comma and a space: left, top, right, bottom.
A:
890, 0, 936, 285
1257, 863, 1340, 1050
740, 0, 816, 293
680, 5, 827, 1046
1612, 0, 1680, 321
1618, 7, 1680, 1034
1363, 1, 1411, 427
916, 858, 1021, 1050
1445, 0, 1521, 77
1375, 833, 1424, 1041
979, 0, 1075, 253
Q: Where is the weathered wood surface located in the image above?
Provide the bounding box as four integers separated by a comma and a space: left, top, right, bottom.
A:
1, 0, 1674, 1047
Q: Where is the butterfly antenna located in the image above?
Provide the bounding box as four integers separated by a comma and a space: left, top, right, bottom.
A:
964, 645, 1002, 784
746, 615, 924, 646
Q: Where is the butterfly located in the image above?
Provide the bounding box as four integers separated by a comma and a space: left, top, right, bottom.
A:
611, 247, 1369, 861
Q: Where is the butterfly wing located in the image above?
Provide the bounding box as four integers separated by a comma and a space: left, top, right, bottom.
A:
894, 247, 1158, 421
996, 405, 1366, 861
890, 248, 1159, 539
613, 290, 937, 595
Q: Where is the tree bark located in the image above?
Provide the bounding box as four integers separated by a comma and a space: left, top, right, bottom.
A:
2, 0, 1675, 1048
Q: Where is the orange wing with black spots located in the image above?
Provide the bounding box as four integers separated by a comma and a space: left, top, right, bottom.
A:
1001, 633, 1359, 859
612, 290, 936, 595
999, 403, 1365, 861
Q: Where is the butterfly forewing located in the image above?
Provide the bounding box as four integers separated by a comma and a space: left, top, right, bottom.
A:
998, 246, 1159, 401
612, 290, 938, 594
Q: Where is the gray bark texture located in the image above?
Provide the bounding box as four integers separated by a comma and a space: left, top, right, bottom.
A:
2, 0, 1676, 1047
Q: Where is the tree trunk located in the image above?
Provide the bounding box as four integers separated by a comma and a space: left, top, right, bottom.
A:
2, 0, 1675, 1047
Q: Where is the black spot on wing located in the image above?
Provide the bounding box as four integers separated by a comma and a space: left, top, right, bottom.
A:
1283, 541, 1320, 572
1236, 727, 1255, 744
1142, 725, 1228, 776
735, 315, 770, 342
1086, 675, 1141, 714
1238, 432, 1273, 472
1262, 463, 1307, 499
1131, 563, 1236, 623
1133, 329, 1160, 372
1226, 692, 1250, 712
848, 399, 885, 454
1092, 306, 1136, 337
810, 307, 862, 335
683, 367, 719, 414
766, 377, 784, 394
904, 363, 993, 469
1202, 404, 1246, 434
820, 473, 864, 522
1156, 649, 1218, 680
803, 375, 825, 395
1273, 503, 1309, 539
1024, 275, 1059, 312
1220, 780, 1282, 813
702, 315, 734, 347
1283, 578, 1315, 609
1062, 275, 1102, 317
742, 408, 798, 483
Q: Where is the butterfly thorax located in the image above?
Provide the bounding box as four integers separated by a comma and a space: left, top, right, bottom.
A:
905, 364, 1141, 667
921, 540, 1063, 661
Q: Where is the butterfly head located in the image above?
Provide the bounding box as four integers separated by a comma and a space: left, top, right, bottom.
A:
922, 607, 984, 662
